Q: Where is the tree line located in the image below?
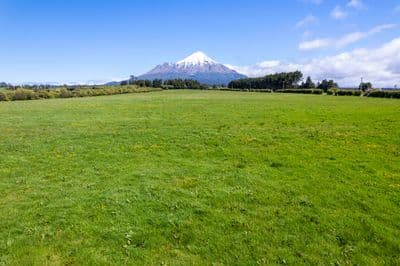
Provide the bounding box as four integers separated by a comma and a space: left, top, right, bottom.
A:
1, 71, 393, 101
0, 71, 379, 92
228, 71, 342, 92
0, 83, 55, 90
226, 71, 379, 93
228, 71, 303, 91
121, 76, 206, 90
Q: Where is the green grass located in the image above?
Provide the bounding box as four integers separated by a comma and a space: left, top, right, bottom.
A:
0, 90, 399, 265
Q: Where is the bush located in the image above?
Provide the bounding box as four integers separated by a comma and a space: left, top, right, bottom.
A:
0, 86, 162, 102
275, 89, 323, 94
72, 90, 91, 97
11, 89, 38, 101
368, 90, 400, 98
217, 88, 242, 91
92, 89, 105, 96
327, 88, 338, 95
311, 89, 323, 95
59, 89, 73, 98
390, 91, 400, 98
336, 90, 362, 96
0, 91, 9, 101
249, 89, 272, 93
35, 90, 53, 99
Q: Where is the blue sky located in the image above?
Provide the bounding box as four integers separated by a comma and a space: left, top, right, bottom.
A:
0, 0, 399, 86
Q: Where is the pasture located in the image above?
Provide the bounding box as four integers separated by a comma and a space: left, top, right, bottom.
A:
0, 90, 399, 264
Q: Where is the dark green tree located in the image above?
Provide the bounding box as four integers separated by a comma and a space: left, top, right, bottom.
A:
359, 82, 372, 92
317, 79, 338, 92
301, 76, 316, 89
128, 75, 137, 85
228, 71, 303, 91
152, 79, 163, 88
163, 79, 205, 90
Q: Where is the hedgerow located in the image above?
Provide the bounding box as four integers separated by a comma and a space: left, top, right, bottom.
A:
367, 90, 400, 98
0, 91, 9, 101
336, 90, 362, 96
0, 86, 162, 102
275, 89, 323, 94
327, 89, 362, 96
217, 88, 272, 92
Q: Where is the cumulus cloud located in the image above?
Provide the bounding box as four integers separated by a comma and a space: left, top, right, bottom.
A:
331, 1, 366, 21
347, 0, 365, 10
295, 15, 318, 29
331, 6, 347, 19
226, 37, 400, 87
299, 24, 396, 50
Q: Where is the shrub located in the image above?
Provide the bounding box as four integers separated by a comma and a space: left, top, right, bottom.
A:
11, 89, 37, 101
59, 89, 73, 98
327, 88, 339, 95
368, 90, 400, 98
311, 89, 323, 95
35, 90, 53, 99
336, 90, 362, 96
73, 90, 90, 97
92, 89, 105, 96
368, 90, 384, 98
218, 88, 272, 92
249, 89, 272, 93
391, 91, 400, 98
275, 89, 323, 94
0, 91, 9, 101
0, 86, 162, 102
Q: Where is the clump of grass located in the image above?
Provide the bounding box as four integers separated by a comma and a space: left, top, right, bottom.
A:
270, 162, 284, 168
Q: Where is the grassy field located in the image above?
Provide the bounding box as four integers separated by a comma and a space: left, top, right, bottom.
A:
0, 90, 399, 265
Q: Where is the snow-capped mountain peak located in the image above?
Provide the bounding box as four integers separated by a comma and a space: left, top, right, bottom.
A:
139, 51, 247, 85
176, 51, 217, 66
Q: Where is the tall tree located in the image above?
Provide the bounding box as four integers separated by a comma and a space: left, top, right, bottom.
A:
152, 79, 163, 88
318, 79, 338, 92
301, 76, 316, 89
228, 71, 303, 91
359, 82, 372, 92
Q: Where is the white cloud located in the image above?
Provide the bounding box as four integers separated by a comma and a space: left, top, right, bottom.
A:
299, 24, 396, 50
331, 6, 347, 19
331, 1, 366, 21
337, 24, 396, 47
226, 37, 400, 87
347, 0, 366, 10
299, 39, 331, 50
295, 15, 318, 29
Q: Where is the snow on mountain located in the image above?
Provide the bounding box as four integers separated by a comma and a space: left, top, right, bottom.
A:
176, 51, 218, 67
139, 51, 246, 85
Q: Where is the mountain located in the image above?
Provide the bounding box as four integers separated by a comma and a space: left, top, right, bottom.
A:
139, 51, 246, 85
104, 81, 122, 86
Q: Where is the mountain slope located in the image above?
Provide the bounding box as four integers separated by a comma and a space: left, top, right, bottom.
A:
139, 51, 246, 85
